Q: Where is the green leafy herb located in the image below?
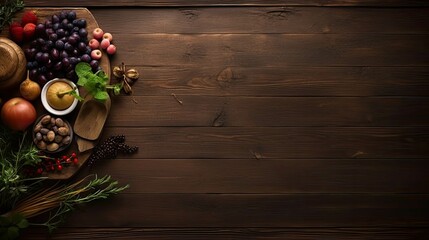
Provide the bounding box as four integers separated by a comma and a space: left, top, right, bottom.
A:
75, 62, 123, 101
0, 125, 45, 212
0, 213, 28, 240
0, 0, 25, 33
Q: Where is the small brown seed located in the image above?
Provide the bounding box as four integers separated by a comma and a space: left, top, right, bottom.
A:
37, 141, 47, 150
54, 135, 63, 143
41, 115, 51, 125
47, 143, 59, 152
53, 126, 58, 133
40, 128, 49, 134
58, 127, 69, 136
34, 124, 42, 133
47, 131, 55, 142
62, 136, 71, 145
36, 132, 42, 141
55, 118, 64, 127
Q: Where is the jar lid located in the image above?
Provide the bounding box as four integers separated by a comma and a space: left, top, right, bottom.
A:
0, 37, 26, 91
0, 43, 19, 81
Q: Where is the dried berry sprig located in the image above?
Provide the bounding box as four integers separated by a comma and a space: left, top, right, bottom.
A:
25, 152, 79, 176
87, 135, 138, 168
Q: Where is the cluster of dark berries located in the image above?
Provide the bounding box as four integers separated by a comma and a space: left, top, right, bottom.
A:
88, 135, 138, 167
24, 152, 79, 176
24, 10, 99, 85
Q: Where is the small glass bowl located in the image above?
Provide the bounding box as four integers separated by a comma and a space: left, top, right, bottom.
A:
41, 78, 79, 116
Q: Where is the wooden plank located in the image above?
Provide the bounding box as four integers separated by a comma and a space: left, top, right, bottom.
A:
107, 96, 429, 127
88, 159, 429, 193
91, 7, 429, 34
110, 34, 429, 67
23, 0, 429, 7
101, 127, 429, 159
38, 193, 429, 227
127, 66, 429, 97
21, 227, 429, 240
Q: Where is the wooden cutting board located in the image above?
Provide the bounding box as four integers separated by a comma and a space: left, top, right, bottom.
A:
0, 8, 111, 179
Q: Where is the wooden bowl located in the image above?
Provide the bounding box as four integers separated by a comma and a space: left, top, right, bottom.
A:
0, 37, 26, 93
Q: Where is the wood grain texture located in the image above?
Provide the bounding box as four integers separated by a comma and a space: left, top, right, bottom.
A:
101, 127, 429, 159
8, 1, 429, 239
109, 34, 429, 67
91, 7, 429, 34
87, 159, 429, 193
37, 193, 429, 228
21, 227, 429, 240
107, 96, 429, 127
128, 66, 429, 97
23, 0, 429, 7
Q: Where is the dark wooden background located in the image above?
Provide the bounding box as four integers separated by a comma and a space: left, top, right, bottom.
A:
19, 0, 429, 239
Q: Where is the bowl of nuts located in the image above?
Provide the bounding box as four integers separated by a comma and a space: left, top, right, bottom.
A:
33, 114, 73, 153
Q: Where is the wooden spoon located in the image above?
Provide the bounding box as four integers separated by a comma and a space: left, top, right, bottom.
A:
74, 94, 111, 141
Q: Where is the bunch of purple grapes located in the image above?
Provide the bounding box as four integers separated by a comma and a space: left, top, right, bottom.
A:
24, 10, 100, 85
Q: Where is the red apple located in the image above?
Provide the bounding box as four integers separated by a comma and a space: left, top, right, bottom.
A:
106, 44, 116, 55
88, 38, 100, 50
102, 32, 113, 42
91, 49, 102, 60
1, 97, 37, 131
92, 28, 104, 40
100, 38, 110, 49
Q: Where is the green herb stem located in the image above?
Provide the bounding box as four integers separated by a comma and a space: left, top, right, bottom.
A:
54, 87, 83, 101
0, 0, 25, 33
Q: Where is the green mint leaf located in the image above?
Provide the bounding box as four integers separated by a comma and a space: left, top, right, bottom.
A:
98, 77, 107, 88
113, 83, 123, 95
16, 219, 28, 229
94, 91, 109, 101
70, 91, 84, 101
75, 62, 92, 77
77, 76, 88, 86
75, 63, 112, 102
95, 70, 107, 79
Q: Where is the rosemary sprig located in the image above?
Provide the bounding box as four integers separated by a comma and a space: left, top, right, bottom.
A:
7, 175, 129, 232
0, 0, 25, 33
0, 125, 45, 212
